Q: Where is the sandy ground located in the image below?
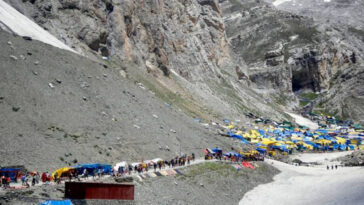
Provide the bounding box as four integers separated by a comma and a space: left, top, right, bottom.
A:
240, 151, 364, 205
285, 112, 319, 130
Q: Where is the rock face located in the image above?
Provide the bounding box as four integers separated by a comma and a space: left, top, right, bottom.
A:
338, 151, 364, 166
220, 0, 363, 120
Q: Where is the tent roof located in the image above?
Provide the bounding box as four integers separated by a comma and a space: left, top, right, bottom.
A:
40, 199, 72, 205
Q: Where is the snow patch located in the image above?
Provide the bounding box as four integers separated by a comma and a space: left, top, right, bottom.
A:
225, 13, 242, 21
285, 112, 319, 130
289, 35, 299, 41
0, 0, 76, 53
273, 0, 292, 6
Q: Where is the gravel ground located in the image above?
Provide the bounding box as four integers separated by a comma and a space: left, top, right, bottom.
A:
0, 161, 279, 205
135, 161, 279, 205
0, 31, 241, 172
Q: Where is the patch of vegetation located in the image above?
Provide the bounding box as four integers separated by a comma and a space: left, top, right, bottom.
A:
59, 157, 64, 162
300, 100, 309, 107
348, 27, 364, 42
300, 92, 318, 100
274, 95, 289, 106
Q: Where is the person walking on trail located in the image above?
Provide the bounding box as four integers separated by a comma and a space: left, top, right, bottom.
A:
32, 176, 36, 186
98, 167, 102, 179
335, 165, 338, 169
41, 172, 47, 183
35, 173, 40, 184
192, 153, 195, 161
6, 176, 11, 188
21, 175, 26, 186
45, 172, 50, 185
93, 169, 97, 180
128, 165, 132, 175
83, 169, 88, 179
1, 176, 6, 188
54, 173, 58, 184
331, 165, 334, 170
327, 165, 329, 170
153, 163, 157, 172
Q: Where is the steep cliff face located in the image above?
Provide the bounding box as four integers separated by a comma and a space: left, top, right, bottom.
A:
221, 0, 362, 120
4, 0, 288, 121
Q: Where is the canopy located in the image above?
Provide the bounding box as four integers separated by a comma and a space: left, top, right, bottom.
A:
40, 200, 72, 205
152, 158, 163, 163
51, 167, 74, 179
113, 161, 128, 171
74, 164, 111, 175
224, 152, 242, 157
212, 147, 222, 153
0, 168, 20, 181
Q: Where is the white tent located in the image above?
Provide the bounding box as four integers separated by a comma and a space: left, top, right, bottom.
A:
113, 161, 128, 171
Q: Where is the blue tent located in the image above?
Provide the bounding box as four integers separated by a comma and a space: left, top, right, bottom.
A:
256, 147, 267, 154
212, 147, 222, 153
304, 141, 319, 149
0, 168, 20, 181
40, 200, 72, 205
223, 152, 242, 157
74, 164, 111, 175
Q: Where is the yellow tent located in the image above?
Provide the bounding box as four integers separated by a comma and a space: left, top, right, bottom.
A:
250, 130, 261, 138
227, 124, 235, 129
236, 130, 243, 135
336, 137, 346, 145
51, 167, 74, 179
284, 141, 295, 145
314, 139, 331, 145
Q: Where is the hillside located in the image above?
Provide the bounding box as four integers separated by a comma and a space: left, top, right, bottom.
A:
0, 30, 240, 171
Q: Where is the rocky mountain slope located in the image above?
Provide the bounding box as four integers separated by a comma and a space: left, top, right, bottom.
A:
4, 0, 287, 122
0, 30, 241, 171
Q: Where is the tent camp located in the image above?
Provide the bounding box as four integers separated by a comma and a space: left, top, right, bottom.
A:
0, 168, 20, 181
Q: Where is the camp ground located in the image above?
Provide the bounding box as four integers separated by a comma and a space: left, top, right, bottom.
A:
223, 118, 364, 159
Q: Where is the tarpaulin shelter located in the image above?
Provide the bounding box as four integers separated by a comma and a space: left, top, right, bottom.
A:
40, 200, 72, 205
74, 164, 111, 176
51, 167, 74, 179
212, 147, 222, 153
223, 152, 242, 157
0, 168, 20, 181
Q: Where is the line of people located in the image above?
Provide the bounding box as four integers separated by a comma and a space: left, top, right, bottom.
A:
327, 165, 339, 170
112, 153, 195, 177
